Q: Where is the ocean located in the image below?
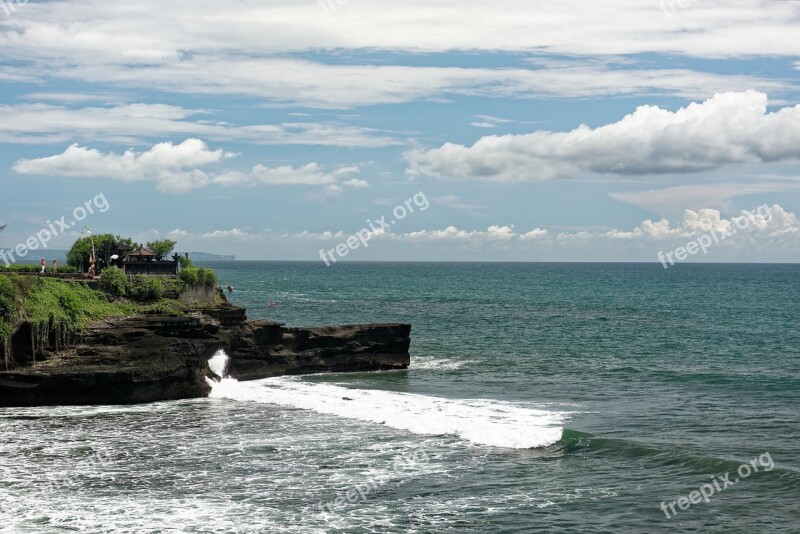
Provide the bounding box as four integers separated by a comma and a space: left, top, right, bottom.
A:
1, 262, 798, 533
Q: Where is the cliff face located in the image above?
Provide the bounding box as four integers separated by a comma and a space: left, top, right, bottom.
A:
0, 305, 411, 407
225, 322, 412, 380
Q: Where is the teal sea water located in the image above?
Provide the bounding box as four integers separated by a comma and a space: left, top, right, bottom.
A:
1, 262, 799, 532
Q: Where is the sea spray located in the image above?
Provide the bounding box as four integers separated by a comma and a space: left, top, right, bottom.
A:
208, 349, 229, 379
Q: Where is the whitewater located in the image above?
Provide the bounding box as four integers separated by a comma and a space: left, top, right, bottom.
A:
207, 350, 567, 449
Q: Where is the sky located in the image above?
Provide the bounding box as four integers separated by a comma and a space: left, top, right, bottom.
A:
1, 0, 800, 263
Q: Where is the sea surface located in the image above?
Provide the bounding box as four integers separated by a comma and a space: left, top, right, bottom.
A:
1, 262, 798, 533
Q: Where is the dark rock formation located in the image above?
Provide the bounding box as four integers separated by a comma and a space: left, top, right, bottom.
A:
0, 304, 411, 407
225, 322, 412, 380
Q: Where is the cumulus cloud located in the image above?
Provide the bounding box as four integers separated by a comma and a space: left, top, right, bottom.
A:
213, 163, 363, 196
135, 204, 800, 261
14, 139, 362, 194
407, 92, 800, 182
214, 163, 338, 187
609, 180, 800, 217
280, 204, 798, 245
564, 204, 797, 243
13, 139, 230, 194
342, 179, 370, 188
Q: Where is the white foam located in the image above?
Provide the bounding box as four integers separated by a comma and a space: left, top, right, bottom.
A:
208, 349, 229, 378
410, 358, 472, 370
207, 352, 565, 449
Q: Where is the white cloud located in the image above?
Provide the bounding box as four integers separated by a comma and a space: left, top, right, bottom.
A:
214, 163, 366, 194
198, 228, 254, 239
215, 163, 337, 187
520, 228, 548, 240
14, 139, 360, 194
277, 204, 798, 245
18, 91, 128, 103
3, 1, 800, 60
13, 139, 228, 194
609, 180, 800, 217
407, 92, 800, 182
571, 204, 796, 243
3, 59, 790, 109
342, 178, 370, 188
474, 115, 513, 124
1, 0, 796, 109
137, 204, 800, 261
0, 103, 399, 146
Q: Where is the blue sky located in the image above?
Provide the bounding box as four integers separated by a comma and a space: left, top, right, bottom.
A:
1, 0, 800, 262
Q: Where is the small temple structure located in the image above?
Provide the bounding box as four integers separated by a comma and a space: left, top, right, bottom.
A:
124, 246, 180, 276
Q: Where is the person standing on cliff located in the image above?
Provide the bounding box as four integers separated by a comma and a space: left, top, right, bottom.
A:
52, 258, 58, 274
40, 257, 46, 274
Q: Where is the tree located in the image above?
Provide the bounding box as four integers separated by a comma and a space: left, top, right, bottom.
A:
67, 234, 137, 270
146, 240, 177, 261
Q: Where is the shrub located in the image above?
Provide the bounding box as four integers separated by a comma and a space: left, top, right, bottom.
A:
99, 267, 127, 297
180, 266, 217, 288
198, 267, 218, 288
179, 266, 199, 287
128, 275, 164, 302
0, 275, 15, 319
161, 277, 187, 298
0, 275, 16, 343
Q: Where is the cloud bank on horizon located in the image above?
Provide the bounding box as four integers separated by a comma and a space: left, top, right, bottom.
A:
1, 0, 799, 261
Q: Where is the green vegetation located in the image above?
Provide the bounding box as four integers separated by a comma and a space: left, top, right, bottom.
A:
67, 234, 137, 269
0, 276, 16, 348
0, 274, 134, 356
99, 268, 189, 302
180, 266, 218, 288
98, 266, 127, 297
128, 275, 164, 302
1, 233, 221, 367
21, 277, 130, 330
146, 240, 177, 260
161, 277, 188, 298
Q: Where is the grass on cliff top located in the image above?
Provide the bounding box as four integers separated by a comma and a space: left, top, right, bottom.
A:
21, 276, 134, 327
0, 276, 133, 344
0, 275, 192, 344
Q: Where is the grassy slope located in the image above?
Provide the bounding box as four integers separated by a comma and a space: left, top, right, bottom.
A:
0, 275, 189, 348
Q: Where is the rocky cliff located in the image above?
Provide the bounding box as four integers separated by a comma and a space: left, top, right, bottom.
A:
0, 304, 411, 407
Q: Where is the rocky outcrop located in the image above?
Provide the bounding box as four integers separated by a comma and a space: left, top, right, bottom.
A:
0, 304, 411, 407
225, 322, 412, 380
